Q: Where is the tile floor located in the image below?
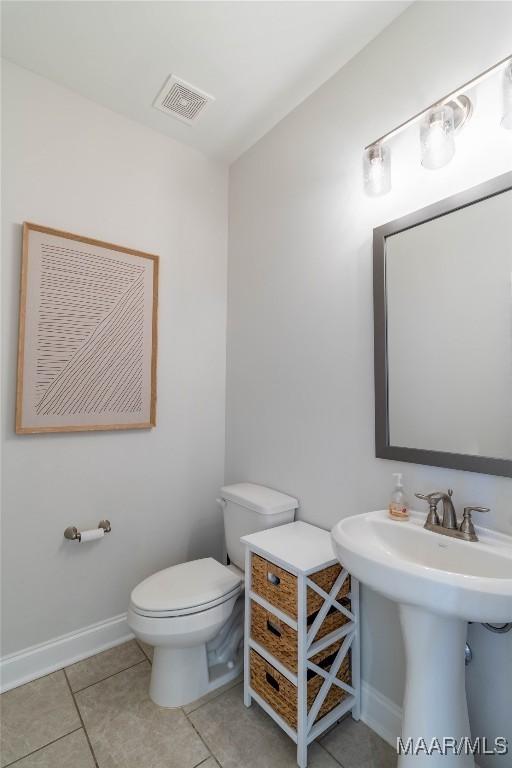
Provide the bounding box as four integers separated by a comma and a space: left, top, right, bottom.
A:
0, 641, 395, 768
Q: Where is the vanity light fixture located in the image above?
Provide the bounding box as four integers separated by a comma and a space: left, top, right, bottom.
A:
420, 104, 456, 170
363, 142, 391, 196
363, 54, 511, 196
420, 96, 472, 170
501, 61, 512, 129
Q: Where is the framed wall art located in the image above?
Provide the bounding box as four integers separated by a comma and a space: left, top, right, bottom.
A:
16, 223, 158, 433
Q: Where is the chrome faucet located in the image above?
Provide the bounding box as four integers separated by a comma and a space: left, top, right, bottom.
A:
415, 489, 489, 542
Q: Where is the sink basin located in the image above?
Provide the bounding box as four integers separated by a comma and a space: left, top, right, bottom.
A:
331, 510, 512, 624
331, 510, 512, 767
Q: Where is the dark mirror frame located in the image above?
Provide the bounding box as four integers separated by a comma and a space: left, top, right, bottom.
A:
373, 171, 512, 478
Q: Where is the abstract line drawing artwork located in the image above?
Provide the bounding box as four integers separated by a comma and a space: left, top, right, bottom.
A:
16, 223, 158, 433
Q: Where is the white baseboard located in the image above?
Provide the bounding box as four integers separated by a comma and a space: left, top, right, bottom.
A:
361, 680, 402, 748
0, 613, 134, 693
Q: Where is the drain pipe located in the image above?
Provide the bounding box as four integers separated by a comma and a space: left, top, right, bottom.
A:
464, 623, 512, 666
482, 622, 512, 634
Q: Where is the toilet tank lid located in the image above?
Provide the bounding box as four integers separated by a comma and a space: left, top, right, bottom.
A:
220, 483, 298, 515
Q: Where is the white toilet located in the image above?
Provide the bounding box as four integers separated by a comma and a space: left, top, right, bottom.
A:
127, 483, 298, 707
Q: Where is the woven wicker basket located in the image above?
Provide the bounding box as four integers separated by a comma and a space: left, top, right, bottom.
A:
307, 602, 351, 643
251, 600, 298, 671
251, 554, 350, 620
252, 555, 297, 617
308, 563, 351, 615
250, 643, 351, 730
251, 600, 351, 673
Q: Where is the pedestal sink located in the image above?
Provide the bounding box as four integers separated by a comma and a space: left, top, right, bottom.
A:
331, 510, 512, 767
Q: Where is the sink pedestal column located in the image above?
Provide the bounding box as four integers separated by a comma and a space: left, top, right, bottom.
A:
398, 604, 474, 767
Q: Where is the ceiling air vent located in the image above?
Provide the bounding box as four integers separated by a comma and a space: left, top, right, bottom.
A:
153, 75, 214, 124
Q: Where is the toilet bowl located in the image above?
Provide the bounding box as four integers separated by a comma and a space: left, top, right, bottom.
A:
128, 483, 298, 707
128, 557, 243, 707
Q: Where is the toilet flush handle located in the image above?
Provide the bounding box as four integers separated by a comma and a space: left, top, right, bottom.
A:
216, 498, 227, 511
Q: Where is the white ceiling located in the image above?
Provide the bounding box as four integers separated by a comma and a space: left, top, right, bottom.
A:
1, 1, 409, 162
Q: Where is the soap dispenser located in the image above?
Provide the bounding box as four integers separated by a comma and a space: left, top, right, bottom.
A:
389, 473, 409, 521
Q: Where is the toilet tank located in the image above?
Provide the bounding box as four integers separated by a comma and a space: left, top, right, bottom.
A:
219, 483, 298, 572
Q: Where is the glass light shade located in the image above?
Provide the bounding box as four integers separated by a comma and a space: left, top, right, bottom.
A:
501, 62, 512, 130
364, 143, 391, 197
420, 105, 455, 169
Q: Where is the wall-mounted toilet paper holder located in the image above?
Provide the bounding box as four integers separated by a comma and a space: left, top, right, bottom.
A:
64, 520, 111, 542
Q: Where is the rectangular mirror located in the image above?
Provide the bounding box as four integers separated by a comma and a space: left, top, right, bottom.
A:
374, 172, 512, 477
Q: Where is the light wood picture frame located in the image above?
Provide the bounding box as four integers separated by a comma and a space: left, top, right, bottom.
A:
16, 223, 158, 434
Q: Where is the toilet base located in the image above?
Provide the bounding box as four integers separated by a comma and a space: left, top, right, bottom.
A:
149, 644, 242, 708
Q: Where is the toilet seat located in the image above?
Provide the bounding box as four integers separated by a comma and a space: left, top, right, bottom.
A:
130, 557, 242, 619
130, 584, 241, 619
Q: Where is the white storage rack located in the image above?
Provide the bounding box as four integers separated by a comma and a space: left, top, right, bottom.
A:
241, 521, 360, 768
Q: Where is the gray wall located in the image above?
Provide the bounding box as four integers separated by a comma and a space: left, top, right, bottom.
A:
226, 1, 512, 758
1, 61, 228, 655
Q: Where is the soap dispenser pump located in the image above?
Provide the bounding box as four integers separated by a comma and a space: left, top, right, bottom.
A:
389, 473, 409, 521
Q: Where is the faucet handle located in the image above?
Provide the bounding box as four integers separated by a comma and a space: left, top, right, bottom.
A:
415, 492, 443, 502
460, 506, 489, 540
463, 505, 490, 515
415, 492, 442, 526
